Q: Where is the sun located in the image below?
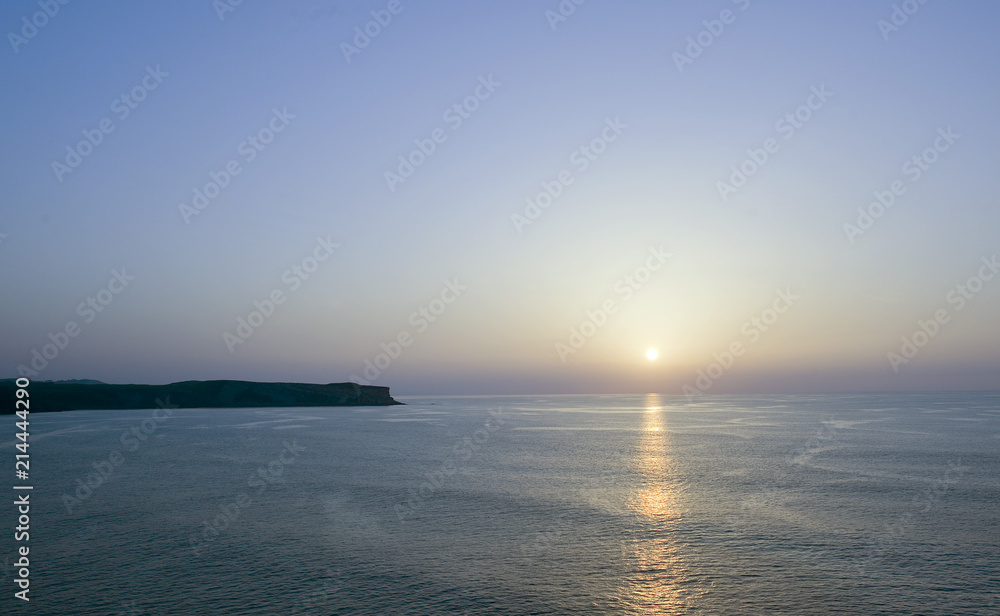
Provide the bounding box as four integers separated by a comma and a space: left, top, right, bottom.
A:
646, 348, 658, 360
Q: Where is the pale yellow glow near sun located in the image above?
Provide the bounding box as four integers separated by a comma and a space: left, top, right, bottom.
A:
646, 349, 658, 360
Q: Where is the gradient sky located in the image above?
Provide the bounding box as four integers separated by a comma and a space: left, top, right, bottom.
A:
2, 0, 998, 394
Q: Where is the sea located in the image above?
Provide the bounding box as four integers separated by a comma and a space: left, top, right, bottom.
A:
5, 392, 999, 615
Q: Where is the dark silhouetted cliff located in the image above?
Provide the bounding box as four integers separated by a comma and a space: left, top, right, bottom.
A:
0, 380, 402, 413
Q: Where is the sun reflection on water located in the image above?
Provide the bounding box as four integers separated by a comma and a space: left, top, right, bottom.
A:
616, 393, 699, 614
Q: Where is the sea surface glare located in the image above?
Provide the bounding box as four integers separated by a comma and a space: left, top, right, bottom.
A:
8, 393, 998, 614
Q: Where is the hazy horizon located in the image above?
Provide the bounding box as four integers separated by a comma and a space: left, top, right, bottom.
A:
3, 0, 999, 395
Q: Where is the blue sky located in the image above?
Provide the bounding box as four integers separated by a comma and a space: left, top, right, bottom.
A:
2, 0, 998, 394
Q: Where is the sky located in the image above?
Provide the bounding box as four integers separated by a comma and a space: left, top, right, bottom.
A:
1, 0, 998, 395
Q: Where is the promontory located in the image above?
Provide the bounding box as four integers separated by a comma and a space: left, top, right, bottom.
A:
0, 379, 402, 413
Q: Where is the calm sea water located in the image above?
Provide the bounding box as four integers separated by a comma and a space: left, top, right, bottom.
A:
5, 393, 999, 615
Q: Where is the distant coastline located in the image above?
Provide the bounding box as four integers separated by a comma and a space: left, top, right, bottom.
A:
0, 379, 402, 413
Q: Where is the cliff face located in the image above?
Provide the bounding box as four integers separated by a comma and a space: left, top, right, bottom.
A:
0, 380, 402, 413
